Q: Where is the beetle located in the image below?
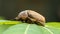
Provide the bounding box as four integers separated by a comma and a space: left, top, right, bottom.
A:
14, 10, 46, 26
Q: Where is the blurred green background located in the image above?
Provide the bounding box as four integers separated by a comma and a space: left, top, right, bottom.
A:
0, 0, 60, 22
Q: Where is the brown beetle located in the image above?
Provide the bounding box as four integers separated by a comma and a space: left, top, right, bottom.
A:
14, 10, 46, 26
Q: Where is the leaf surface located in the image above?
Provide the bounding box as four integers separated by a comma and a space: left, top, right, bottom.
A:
3, 23, 60, 34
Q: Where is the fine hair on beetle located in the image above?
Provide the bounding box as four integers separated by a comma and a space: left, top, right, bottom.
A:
14, 10, 46, 26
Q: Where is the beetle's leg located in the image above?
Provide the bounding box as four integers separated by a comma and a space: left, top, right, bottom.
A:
27, 17, 36, 24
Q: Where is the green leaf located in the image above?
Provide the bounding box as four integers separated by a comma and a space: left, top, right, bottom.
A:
46, 27, 60, 34
0, 20, 21, 34
0, 25, 13, 34
0, 20, 60, 34
3, 23, 60, 34
0, 20, 21, 25
46, 22, 60, 28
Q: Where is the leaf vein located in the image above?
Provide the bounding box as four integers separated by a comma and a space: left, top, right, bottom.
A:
24, 24, 30, 34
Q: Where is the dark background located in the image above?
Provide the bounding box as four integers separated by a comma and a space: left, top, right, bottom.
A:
0, 0, 60, 22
